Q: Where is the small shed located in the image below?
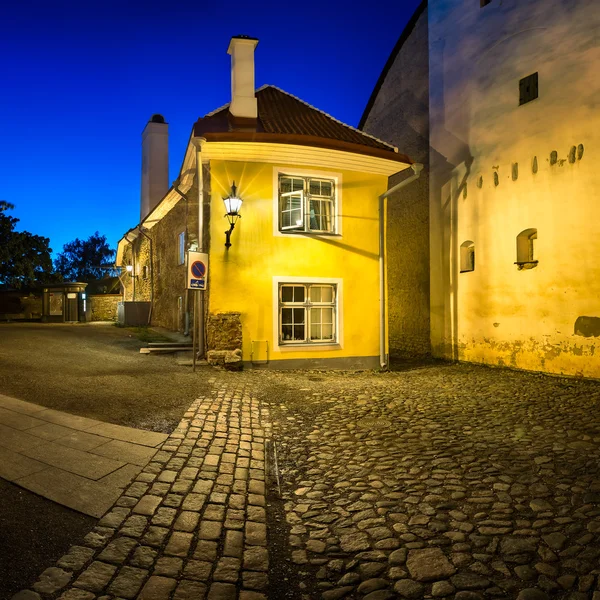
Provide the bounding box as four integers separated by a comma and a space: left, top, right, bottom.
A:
42, 282, 88, 323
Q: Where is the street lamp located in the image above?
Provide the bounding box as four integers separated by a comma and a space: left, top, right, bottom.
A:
223, 181, 243, 248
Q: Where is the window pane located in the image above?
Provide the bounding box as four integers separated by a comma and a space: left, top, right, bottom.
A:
293, 308, 305, 324
281, 193, 303, 229
310, 307, 334, 341
293, 324, 305, 341
309, 179, 333, 197
309, 199, 332, 231
280, 177, 292, 194
293, 287, 305, 302
281, 286, 293, 302
282, 325, 293, 340
310, 285, 333, 303
281, 176, 303, 193
281, 307, 293, 323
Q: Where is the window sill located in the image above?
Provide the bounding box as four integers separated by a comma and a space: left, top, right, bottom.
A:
515, 260, 538, 270
278, 343, 341, 352
460, 269, 474, 274
278, 231, 341, 238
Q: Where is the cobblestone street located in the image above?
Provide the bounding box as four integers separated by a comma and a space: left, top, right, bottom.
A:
12, 362, 600, 600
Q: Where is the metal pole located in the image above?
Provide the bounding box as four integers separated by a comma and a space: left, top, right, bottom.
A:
192, 292, 197, 372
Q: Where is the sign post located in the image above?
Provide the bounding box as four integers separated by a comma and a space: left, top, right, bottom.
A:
187, 252, 209, 371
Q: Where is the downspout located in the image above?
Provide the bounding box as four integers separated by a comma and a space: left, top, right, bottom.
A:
137, 226, 154, 326
195, 139, 206, 358
173, 181, 191, 336
379, 162, 424, 369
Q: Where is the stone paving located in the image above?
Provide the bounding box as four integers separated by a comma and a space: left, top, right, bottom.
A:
11, 361, 600, 600
260, 363, 600, 600
13, 377, 270, 600
0, 394, 167, 517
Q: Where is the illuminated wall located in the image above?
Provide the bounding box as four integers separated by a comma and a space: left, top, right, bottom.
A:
207, 159, 388, 368
429, 0, 600, 376
361, 1, 431, 358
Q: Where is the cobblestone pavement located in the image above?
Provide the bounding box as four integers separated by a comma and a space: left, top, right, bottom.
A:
13, 377, 271, 600
260, 363, 600, 600
12, 362, 600, 600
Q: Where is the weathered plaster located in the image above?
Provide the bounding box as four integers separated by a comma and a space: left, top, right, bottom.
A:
429, 0, 600, 378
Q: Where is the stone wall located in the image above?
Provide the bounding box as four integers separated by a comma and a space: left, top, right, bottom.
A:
89, 295, 122, 321
207, 312, 242, 351
0, 292, 42, 320
361, 1, 431, 358
119, 169, 207, 334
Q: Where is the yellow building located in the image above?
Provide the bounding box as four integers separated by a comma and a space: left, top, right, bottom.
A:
116, 36, 417, 369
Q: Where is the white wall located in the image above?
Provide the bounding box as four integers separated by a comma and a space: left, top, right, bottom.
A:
429, 0, 600, 376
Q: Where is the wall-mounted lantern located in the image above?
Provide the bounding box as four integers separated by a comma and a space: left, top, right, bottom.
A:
223, 181, 243, 248
125, 264, 135, 276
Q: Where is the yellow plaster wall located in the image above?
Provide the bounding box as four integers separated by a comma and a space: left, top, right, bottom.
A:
429, 0, 600, 378
207, 159, 387, 365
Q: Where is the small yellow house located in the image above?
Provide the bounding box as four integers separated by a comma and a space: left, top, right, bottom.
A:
116, 36, 417, 369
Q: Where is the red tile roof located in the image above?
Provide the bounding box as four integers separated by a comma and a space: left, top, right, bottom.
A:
193, 85, 411, 164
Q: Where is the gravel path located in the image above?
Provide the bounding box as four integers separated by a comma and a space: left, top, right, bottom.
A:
0, 323, 212, 433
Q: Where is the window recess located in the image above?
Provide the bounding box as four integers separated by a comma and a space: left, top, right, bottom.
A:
279, 174, 336, 233
279, 283, 337, 344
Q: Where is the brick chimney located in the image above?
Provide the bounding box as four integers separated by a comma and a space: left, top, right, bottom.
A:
227, 36, 259, 121
141, 114, 169, 221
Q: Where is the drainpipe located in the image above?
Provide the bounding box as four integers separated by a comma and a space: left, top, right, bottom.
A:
137, 226, 154, 326
379, 163, 424, 369
173, 180, 191, 336
195, 138, 206, 358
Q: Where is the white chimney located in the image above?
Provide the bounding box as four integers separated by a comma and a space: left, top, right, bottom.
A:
227, 36, 259, 120
141, 114, 169, 221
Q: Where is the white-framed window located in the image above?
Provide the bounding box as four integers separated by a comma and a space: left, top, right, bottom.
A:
277, 282, 339, 345
178, 232, 185, 265
274, 169, 341, 236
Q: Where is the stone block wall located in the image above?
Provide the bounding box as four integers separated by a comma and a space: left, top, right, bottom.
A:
89, 295, 122, 321
207, 312, 242, 351
361, 1, 431, 358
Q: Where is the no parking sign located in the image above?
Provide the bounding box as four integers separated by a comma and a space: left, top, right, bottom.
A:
187, 252, 208, 290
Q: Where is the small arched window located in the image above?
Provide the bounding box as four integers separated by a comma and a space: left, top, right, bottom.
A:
516, 228, 538, 269
460, 241, 475, 273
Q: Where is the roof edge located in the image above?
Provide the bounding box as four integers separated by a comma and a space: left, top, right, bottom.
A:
358, 0, 428, 131
199, 131, 412, 164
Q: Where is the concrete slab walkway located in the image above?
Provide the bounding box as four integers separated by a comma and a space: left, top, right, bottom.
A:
12, 376, 271, 600
0, 393, 168, 518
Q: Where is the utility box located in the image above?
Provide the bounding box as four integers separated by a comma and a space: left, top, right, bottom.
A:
117, 301, 151, 326
42, 283, 88, 323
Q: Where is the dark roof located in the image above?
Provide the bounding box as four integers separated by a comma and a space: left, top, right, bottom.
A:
358, 0, 428, 130
194, 85, 412, 164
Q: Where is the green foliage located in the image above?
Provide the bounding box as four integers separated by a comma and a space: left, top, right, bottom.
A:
54, 231, 116, 282
0, 201, 56, 289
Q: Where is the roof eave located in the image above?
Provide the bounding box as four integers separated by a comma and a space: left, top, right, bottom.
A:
194, 131, 412, 164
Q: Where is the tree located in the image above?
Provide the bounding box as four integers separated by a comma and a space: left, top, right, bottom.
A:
0, 201, 55, 289
54, 232, 116, 282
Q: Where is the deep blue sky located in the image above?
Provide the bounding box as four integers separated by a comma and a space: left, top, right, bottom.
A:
0, 0, 420, 258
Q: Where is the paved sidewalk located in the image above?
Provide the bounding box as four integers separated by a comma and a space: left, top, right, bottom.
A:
13, 378, 271, 600
0, 393, 168, 517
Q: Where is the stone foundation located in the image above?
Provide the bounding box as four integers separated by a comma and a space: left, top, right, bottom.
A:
207, 312, 242, 351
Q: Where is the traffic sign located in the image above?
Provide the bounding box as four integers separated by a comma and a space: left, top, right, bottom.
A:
187, 252, 208, 290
